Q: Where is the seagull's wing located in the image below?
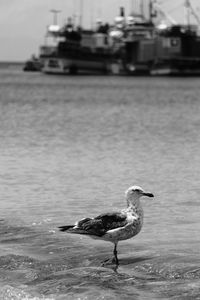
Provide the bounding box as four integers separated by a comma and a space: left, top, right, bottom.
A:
59, 212, 128, 237
94, 212, 128, 233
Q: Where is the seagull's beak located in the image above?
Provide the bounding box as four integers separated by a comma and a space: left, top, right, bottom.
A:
143, 192, 154, 198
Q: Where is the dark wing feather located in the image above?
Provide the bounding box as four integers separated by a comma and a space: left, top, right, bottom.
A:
76, 212, 128, 236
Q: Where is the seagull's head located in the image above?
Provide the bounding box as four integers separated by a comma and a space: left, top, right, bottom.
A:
125, 185, 154, 203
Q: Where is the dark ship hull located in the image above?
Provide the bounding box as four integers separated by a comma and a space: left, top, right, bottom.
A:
39, 4, 200, 76
23, 57, 42, 72
151, 25, 200, 76
40, 23, 112, 75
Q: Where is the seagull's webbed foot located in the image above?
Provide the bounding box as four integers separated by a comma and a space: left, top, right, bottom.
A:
113, 255, 119, 265
101, 243, 119, 266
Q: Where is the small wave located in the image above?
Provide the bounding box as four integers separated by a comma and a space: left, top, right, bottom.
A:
134, 258, 200, 281
0, 220, 37, 245
0, 254, 38, 271
0, 285, 55, 300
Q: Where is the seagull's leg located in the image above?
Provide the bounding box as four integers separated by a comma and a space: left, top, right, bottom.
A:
112, 243, 119, 265
101, 243, 119, 266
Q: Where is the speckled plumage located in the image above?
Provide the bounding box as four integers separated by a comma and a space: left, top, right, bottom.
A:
59, 185, 154, 265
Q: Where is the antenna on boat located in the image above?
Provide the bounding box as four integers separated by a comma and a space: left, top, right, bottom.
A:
79, 0, 83, 28
184, 0, 190, 27
140, 0, 144, 19
50, 9, 61, 25
73, 0, 78, 26
130, 0, 134, 14
184, 0, 200, 27
90, 0, 94, 29
149, 0, 153, 23
130, 0, 141, 17
149, 0, 157, 23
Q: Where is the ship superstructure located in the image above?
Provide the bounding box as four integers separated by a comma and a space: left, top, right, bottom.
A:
34, 0, 200, 76
40, 15, 112, 75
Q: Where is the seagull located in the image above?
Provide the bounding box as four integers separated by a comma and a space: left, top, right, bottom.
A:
59, 185, 154, 265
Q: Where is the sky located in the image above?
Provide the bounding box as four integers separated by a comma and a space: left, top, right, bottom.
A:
0, 0, 200, 61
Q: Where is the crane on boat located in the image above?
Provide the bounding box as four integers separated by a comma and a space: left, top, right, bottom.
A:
184, 0, 200, 27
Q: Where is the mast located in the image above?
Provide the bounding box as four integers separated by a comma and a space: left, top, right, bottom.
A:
140, 0, 144, 19
190, 4, 200, 26
149, 0, 157, 23
184, 0, 190, 27
184, 0, 200, 28
130, 0, 142, 16
73, 0, 78, 26
130, 0, 134, 14
149, 0, 153, 23
90, 0, 94, 29
130, 0, 139, 15
79, 0, 83, 28
97, 1, 102, 19
50, 9, 61, 25
48, 9, 61, 43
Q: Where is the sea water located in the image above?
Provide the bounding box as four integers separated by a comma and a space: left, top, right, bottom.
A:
0, 68, 200, 299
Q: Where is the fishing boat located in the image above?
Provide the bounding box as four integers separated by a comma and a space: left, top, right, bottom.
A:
151, 0, 200, 75
151, 24, 200, 76
39, 2, 157, 76
115, 0, 200, 76
40, 16, 112, 75
110, 4, 156, 75
23, 55, 42, 72
39, 0, 200, 76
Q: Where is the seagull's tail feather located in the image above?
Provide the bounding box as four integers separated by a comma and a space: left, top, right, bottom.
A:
59, 225, 74, 232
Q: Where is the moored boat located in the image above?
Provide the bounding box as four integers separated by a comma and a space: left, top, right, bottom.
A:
38, 1, 200, 76
40, 19, 112, 75
151, 24, 200, 76
23, 55, 42, 72
39, 3, 157, 76
150, 0, 200, 76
